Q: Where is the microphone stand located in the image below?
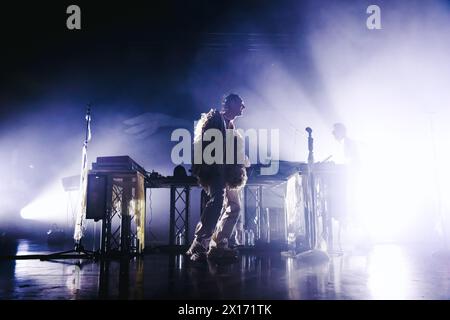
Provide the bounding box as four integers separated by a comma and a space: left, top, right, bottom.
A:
73, 106, 93, 253
41, 106, 97, 261
294, 127, 329, 262
306, 127, 316, 249
2, 106, 97, 262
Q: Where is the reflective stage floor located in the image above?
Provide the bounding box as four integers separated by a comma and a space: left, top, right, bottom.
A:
1, 240, 450, 300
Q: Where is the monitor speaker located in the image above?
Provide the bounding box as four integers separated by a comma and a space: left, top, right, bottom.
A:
86, 174, 107, 221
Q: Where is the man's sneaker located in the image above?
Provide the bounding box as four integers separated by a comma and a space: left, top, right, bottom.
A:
186, 239, 207, 261
207, 246, 238, 261
190, 251, 207, 262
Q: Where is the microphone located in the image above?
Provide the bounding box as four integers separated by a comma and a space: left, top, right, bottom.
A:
305, 127, 314, 163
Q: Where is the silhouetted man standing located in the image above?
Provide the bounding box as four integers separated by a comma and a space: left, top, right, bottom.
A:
187, 93, 248, 262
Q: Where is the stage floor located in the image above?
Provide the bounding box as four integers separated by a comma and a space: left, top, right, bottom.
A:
1, 240, 450, 300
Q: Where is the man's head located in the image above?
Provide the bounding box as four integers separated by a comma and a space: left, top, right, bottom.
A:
221, 93, 245, 120
332, 123, 347, 141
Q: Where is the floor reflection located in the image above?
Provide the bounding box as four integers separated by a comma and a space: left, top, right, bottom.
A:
367, 245, 410, 299
1, 240, 450, 299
